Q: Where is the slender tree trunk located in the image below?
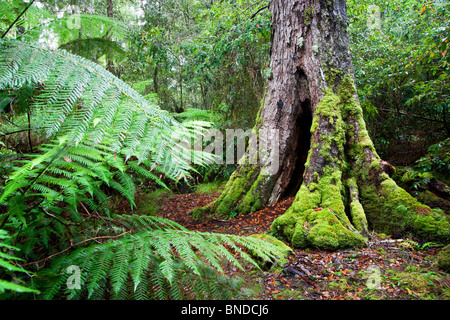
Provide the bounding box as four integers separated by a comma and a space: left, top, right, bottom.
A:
106, 0, 115, 75
193, 0, 450, 249
179, 69, 184, 113
154, 65, 159, 93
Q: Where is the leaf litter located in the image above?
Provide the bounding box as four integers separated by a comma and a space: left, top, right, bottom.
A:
152, 192, 449, 300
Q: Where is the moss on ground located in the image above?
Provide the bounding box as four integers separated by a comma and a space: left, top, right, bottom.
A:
136, 188, 172, 216
437, 244, 450, 272
384, 267, 450, 300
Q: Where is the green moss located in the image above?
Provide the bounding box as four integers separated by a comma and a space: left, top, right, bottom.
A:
338, 74, 357, 101
328, 278, 349, 291
350, 200, 367, 233
136, 189, 171, 216
333, 75, 450, 243
238, 171, 268, 214
313, 91, 347, 160
211, 164, 260, 217
271, 82, 369, 250
324, 67, 342, 85
292, 184, 321, 213
437, 245, 450, 272
413, 213, 450, 242
271, 209, 299, 242
369, 159, 381, 171
360, 176, 450, 242
290, 213, 309, 248
315, 89, 341, 117
240, 190, 261, 214
394, 271, 443, 295
306, 220, 340, 250
347, 178, 368, 234
191, 206, 207, 220
272, 167, 366, 250
273, 73, 447, 249
304, 6, 314, 26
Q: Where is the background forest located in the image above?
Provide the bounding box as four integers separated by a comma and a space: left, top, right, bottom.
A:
0, 0, 449, 300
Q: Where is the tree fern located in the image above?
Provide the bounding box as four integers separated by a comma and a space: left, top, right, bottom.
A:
0, 38, 213, 231
0, 140, 155, 262
0, 39, 198, 172
59, 38, 127, 63
0, 138, 167, 229
0, 0, 53, 39
35, 215, 291, 300
44, 14, 129, 45
1, 1, 128, 49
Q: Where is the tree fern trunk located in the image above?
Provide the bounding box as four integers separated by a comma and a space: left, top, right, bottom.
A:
193, 0, 450, 250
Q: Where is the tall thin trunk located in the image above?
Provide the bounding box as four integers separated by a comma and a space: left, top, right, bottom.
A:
154, 65, 159, 93
106, 0, 115, 75
179, 69, 183, 112
200, 82, 207, 110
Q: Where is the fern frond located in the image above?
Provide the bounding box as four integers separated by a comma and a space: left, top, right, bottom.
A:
59, 38, 126, 62
0, 140, 131, 232
0, 0, 53, 39
0, 229, 39, 295
50, 14, 129, 44
0, 39, 206, 178
113, 214, 187, 232
38, 221, 291, 300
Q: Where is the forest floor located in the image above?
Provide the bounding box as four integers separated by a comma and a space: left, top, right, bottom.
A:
149, 189, 450, 300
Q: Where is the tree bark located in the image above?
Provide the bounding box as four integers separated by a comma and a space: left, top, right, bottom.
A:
192, 0, 450, 249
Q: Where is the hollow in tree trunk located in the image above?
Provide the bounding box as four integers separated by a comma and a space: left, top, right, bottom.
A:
192, 0, 450, 250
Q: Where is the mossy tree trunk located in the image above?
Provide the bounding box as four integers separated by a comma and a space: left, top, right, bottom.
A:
194, 0, 450, 250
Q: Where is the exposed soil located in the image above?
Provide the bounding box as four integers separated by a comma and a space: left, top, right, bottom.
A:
154, 191, 450, 300
158, 192, 294, 236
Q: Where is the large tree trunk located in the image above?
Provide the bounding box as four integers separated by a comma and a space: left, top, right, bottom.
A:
193, 0, 450, 249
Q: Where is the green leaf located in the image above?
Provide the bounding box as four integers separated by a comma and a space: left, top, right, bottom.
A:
0, 279, 40, 294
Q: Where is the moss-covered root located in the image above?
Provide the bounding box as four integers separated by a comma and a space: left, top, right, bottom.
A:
359, 167, 450, 243
341, 73, 450, 244
271, 169, 367, 251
